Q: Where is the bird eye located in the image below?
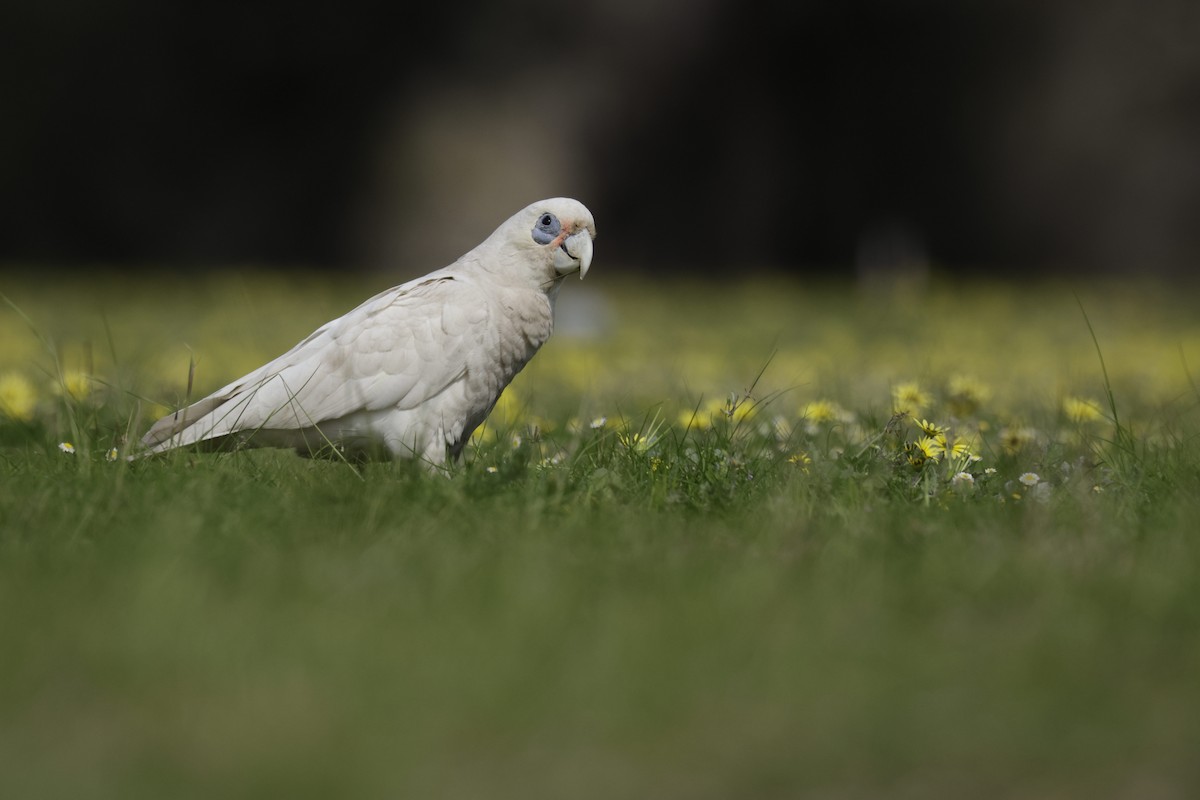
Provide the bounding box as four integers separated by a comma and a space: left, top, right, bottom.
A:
531, 212, 561, 244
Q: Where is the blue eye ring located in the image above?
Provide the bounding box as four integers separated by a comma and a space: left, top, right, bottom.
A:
531, 212, 561, 245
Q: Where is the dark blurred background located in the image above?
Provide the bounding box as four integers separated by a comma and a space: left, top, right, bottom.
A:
2, 0, 1198, 278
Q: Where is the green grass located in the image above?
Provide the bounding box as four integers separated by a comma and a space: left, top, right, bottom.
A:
2, 271, 1200, 798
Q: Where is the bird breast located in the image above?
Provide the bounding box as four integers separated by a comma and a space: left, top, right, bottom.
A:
486, 287, 555, 390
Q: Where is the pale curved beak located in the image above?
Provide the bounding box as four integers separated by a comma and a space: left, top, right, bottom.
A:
554, 230, 594, 279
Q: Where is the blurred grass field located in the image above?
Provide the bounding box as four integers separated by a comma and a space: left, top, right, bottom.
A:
2, 269, 1200, 798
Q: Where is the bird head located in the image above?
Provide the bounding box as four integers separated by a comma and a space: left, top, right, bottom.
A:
483, 198, 596, 286
529, 198, 596, 280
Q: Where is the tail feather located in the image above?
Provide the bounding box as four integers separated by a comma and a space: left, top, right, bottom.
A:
140, 395, 231, 449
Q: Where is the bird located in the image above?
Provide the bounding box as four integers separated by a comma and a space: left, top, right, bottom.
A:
138, 197, 596, 465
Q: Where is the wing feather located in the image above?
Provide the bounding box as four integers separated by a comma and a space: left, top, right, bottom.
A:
141, 272, 488, 452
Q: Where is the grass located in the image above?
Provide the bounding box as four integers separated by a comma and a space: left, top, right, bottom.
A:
2, 269, 1200, 798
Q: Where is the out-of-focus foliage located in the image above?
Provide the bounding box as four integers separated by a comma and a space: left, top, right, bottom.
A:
3, 271, 1198, 509
6, 272, 1199, 414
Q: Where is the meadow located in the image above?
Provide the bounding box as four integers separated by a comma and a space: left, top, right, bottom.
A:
2, 268, 1199, 798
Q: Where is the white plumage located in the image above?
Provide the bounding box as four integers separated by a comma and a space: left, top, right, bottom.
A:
140, 197, 596, 464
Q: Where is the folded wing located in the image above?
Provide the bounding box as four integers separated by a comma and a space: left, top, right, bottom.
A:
140, 272, 490, 455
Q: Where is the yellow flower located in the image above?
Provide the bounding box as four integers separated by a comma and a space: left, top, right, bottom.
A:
905, 435, 944, 469
684, 396, 738, 430
618, 431, 657, 453
946, 374, 991, 416
892, 381, 931, 415
0, 373, 37, 421
60, 369, 92, 400
1063, 396, 1104, 423
619, 413, 665, 453
787, 451, 813, 472
490, 389, 522, 425
470, 425, 498, 444
802, 399, 844, 424
999, 426, 1036, 455
913, 418, 946, 438
942, 435, 977, 463
915, 436, 945, 461
725, 394, 756, 423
